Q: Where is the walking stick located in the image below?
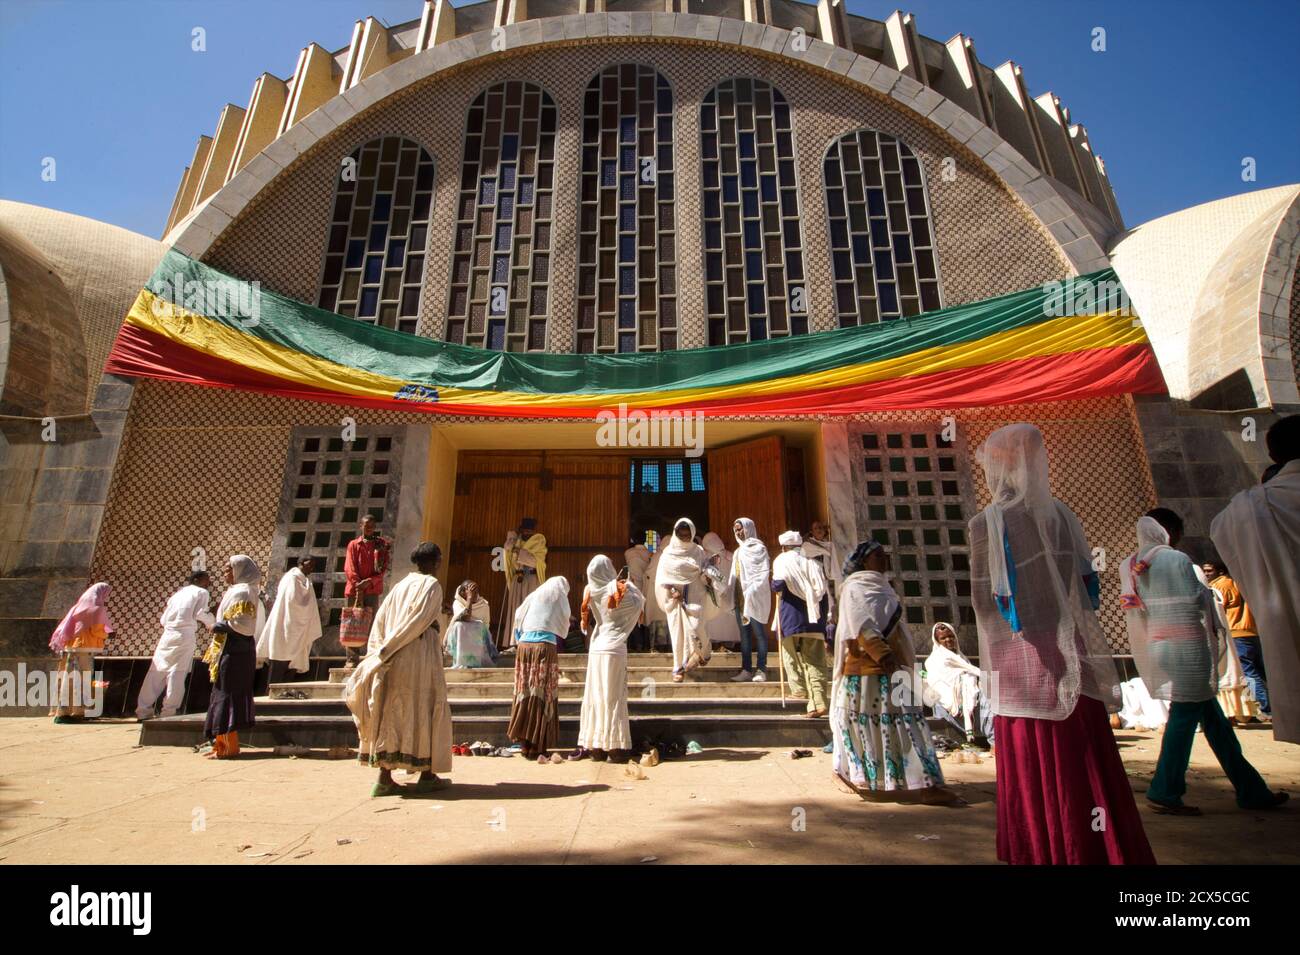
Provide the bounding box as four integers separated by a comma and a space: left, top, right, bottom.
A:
775, 593, 786, 710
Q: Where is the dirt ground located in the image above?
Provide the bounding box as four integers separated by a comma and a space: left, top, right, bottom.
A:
1, 718, 1296, 864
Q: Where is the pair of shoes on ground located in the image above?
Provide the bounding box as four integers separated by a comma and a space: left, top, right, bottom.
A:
728, 670, 768, 682
453, 741, 510, 757
536, 752, 564, 764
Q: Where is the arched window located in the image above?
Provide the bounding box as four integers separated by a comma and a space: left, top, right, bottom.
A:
700, 78, 807, 346
446, 81, 558, 351
577, 64, 677, 353
317, 136, 434, 335
822, 129, 941, 325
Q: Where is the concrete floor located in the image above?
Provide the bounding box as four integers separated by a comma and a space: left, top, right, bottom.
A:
1, 718, 1296, 864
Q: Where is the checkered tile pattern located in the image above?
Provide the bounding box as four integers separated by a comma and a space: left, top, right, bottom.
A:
205, 40, 1071, 354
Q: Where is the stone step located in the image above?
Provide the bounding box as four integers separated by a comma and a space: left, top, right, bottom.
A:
280, 679, 791, 700
323, 652, 769, 683
138, 711, 838, 750
252, 695, 816, 718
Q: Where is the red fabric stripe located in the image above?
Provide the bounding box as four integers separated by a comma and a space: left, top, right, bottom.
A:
105, 322, 1167, 419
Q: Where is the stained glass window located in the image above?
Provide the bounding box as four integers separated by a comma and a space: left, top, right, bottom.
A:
446, 81, 557, 351
823, 129, 941, 325
577, 64, 676, 353
318, 137, 433, 334
701, 78, 808, 345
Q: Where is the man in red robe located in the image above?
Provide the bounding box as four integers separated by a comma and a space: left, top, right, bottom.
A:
343, 514, 390, 667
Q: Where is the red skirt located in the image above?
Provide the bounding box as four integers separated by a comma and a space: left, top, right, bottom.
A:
995, 695, 1156, 865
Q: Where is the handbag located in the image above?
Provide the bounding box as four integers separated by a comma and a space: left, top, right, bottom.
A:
842, 603, 903, 677
339, 592, 374, 646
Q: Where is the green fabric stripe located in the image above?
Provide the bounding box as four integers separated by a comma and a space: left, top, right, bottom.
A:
146, 249, 1125, 397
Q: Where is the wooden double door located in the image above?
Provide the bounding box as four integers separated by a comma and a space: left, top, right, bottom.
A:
447, 437, 804, 629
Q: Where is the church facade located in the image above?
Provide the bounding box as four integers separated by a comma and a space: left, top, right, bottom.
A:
1, 0, 1296, 664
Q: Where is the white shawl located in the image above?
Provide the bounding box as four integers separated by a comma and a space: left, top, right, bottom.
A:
655, 517, 709, 613
256, 566, 322, 672
216, 555, 265, 638
514, 576, 571, 638
833, 569, 916, 683
925, 623, 980, 713
801, 535, 843, 583
701, 532, 736, 613
452, 587, 491, 626
729, 517, 772, 625
585, 554, 645, 655
771, 548, 827, 625
343, 571, 442, 741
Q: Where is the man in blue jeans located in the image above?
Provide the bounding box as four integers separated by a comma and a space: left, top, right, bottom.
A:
1204, 561, 1270, 719
728, 517, 771, 682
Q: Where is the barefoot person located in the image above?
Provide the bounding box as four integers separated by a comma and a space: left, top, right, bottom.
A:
135, 571, 214, 720
343, 542, 452, 796
342, 515, 390, 668
1121, 516, 1287, 815
201, 557, 266, 759
655, 517, 718, 683
573, 555, 645, 763
49, 583, 115, 723
507, 575, 570, 760
445, 580, 496, 669
831, 540, 952, 801
970, 424, 1154, 864
257, 556, 321, 685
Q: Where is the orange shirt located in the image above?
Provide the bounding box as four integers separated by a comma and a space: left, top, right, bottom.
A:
1211, 576, 1257, 637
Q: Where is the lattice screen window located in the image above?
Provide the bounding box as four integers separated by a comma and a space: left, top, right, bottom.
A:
823, 130, 941, 326
855, 425, 975, 638
577, 64, 677, 354
446, 81, 558, 351
271, 428, 405, 633
317, 136, 434, 334
701, 78, 808, 345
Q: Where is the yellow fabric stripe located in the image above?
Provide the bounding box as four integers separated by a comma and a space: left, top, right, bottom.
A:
127, 290, 1147, 410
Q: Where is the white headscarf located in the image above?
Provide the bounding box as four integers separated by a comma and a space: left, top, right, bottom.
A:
970, 424, 1121, 719
701, 532, 735, 612
515, 576, 571, 639
801, 533, 843, 583
730, 517, 772, 625
833, 568, 917, 686
452, 582, 491, 625
925, 621, 980, 713
655, 517, 709, 614
584, 554, 645, 654
216, 555, 265, 637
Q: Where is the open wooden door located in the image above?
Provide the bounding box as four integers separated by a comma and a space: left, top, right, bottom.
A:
448, 451, 629, 631
707, 436, 790, 555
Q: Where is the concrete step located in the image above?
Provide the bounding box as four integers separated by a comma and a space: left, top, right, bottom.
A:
323, 652, 767, 683
138, 711, 838, 750
253, 695, 817, 718
280, 679, 791, 700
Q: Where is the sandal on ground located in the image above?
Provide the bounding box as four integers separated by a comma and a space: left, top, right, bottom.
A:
566, 748, 590, 761
671, 672, 685, 683
371, 781, 404, 797
1147, 799, 1201, 816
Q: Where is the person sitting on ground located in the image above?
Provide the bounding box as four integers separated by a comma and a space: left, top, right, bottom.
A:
924, 621, 994, 748
445, 579, 495, 669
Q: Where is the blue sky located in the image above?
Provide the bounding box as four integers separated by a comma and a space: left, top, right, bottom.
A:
1, 0, 1296, 238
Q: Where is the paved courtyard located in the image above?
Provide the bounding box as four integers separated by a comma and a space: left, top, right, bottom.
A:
1, 718, 1296, 865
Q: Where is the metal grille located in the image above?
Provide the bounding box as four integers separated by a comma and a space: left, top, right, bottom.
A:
577, 63, 677, 353
317, 136, 434, 334
446, 81, 557, 351
700, 78, 808, 345
823, 129, 942, 325
852, 423, 976, 641
270, 428, 404, 633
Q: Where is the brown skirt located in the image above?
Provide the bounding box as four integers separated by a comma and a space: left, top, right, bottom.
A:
507, 641, 561, 753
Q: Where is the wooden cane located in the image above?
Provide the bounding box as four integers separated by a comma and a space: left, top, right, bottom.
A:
775, 593, 786, 709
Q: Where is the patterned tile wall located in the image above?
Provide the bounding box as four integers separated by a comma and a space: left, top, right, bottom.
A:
204, 40, 1071, 352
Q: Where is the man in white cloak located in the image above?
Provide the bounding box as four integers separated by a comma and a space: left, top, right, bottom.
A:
1210, 414, 1300, 744
257, 556, 322, 684
135, 570, 215, 720
801, 520, 842, 612
728, 517, 772, 682
343, 542, 452, 797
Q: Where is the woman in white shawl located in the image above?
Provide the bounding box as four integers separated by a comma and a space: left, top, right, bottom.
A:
507, 575, 570, 759
656, 517, 720, 682
572, 554, 645, 762
970, 423, 1153, 864
202, 556, 266, 759
702, 531, 741, 651
924, 621, 993, 745
445, 580, 496, 669
257, 556, 322, 680
343, 542, 452, 796
832, 540, 951, 801
1121, 516, 1284, 815
729, 517, 772, 682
